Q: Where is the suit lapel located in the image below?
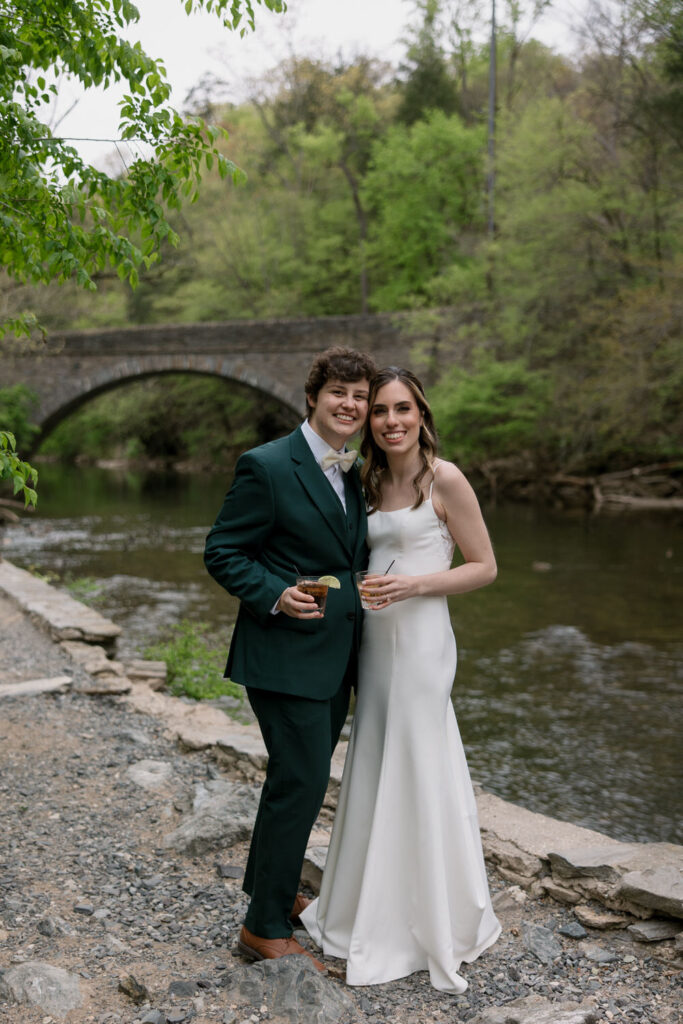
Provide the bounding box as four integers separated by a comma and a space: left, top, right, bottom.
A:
344, 463, 366, 558
289, 427, 352, 553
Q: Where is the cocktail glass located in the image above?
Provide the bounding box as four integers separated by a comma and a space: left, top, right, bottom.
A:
296, 576, 329, 616
355, 571, 384, 610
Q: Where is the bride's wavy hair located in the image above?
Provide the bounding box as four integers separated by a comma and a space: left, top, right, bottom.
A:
360, 367, 439, 513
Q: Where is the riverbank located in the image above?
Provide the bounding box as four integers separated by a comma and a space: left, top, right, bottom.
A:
22, 453, 683, 514
1, 561, 682, 1023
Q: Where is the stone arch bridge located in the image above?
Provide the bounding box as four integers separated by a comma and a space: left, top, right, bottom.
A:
3, 313, 446, 447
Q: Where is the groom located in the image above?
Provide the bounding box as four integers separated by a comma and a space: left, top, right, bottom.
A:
204, 346, 376, 969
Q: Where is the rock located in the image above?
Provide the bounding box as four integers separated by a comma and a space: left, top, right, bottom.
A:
222, 957, 356, 1024
468, 993, 598, 1023
618, 866, 683, 919
301, 844, 327, 893
580, 942, 617, 964
0, 676, 72, 698
141, 1012, 167, 1024
521, 922, 562, 963
542, 879, 583, 905
166, 1011, 189, 1023
0, 960, 83, 1018
492, 885, 528, 912
168, 980, 199, 997
215, 862, 244, 879
549, 842, 683, 918
161, 779, 260, 855
36, 915, 74, 937
123, 659, 167, 689
573, 905, 632, 930
0, 559, 121, 644
483, 835, 544, 879
61, 641, 124, 676
73, 902, 95, 916
549, 843, 640, 884
558, 921, 588, 939
118, 973, 150, 1004
627, 919, 683, 942
75, 673, 132, 695
127, 759, 175, 790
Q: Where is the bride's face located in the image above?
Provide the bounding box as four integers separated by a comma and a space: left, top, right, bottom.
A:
370, 379, 423, 457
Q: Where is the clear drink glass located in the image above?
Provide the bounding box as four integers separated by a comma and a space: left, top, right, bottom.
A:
296, 576, 329, 616
355, 570, 384, 610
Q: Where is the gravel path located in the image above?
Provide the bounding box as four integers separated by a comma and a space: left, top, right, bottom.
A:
0, 595, 680, 1024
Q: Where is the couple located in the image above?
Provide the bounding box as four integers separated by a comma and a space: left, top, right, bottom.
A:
204, 347, 500, 994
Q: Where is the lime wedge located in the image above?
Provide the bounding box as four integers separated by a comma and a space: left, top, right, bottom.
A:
318, 575, 341, 589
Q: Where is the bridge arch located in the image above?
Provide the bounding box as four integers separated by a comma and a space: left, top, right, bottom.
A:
3, 313, 435, 450
36, 353, 304, 443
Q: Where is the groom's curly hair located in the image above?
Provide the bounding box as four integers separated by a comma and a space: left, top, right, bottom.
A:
304, 347, 377, 417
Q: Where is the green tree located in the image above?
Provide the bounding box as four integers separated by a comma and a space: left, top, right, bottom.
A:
0, 0, 285, 341
397, 0, 460, 124
364, 110, 485, 309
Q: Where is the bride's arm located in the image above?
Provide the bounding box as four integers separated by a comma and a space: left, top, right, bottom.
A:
366, 461, 496, 605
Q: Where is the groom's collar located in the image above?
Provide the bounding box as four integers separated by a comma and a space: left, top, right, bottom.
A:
301, 418, 347, 464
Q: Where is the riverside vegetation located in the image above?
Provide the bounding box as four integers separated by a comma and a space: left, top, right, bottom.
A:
2, 0, 682, 503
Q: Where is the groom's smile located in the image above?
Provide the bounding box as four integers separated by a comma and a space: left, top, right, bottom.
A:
308, 378, 370, 450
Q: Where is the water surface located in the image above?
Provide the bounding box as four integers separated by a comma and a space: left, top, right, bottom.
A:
4, 463, 681, 845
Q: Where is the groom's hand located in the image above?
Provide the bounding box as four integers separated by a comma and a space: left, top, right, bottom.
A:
277, 586, 323, 619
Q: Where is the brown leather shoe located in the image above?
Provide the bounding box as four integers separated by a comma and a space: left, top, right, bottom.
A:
237, 925, 325, 973
290, 893, 312, 925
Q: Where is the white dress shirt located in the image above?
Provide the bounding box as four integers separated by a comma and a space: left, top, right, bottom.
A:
271, 420, 351, 614
301, 417, 348, 511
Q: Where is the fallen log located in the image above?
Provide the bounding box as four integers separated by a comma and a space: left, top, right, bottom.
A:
598, 493, 683, 511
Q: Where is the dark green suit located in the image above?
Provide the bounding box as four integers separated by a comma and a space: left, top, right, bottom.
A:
204, 425, 368, 936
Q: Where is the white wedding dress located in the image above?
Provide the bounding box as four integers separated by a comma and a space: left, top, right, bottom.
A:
301, 486, 501, 992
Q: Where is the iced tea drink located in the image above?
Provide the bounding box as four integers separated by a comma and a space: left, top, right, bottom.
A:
296, 577, 329, 616
355, 571, 384, 610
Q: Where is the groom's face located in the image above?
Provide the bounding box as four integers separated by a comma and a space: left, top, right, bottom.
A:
308, 377, 370, 450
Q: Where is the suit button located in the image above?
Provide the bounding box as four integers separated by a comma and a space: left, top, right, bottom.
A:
346, 612, 356, 621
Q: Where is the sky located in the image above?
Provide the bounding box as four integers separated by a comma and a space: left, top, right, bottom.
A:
52, 0, 590, 168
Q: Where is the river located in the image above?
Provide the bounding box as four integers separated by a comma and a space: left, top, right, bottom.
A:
4, 463, 682, 846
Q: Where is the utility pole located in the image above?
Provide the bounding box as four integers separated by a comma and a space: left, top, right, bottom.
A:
487, 0, 497, 237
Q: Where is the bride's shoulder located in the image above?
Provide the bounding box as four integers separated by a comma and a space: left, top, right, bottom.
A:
432, 458, 467, 488
431, 459, 475, 508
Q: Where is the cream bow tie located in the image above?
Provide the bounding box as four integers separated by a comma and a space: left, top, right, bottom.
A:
320, 449, 357, 473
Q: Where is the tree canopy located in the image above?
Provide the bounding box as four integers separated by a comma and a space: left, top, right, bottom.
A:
0, 0, 285, 339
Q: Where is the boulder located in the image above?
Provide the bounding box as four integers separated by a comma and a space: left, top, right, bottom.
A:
161, 778, 260, 855
0, 961, 83, 1018
221, 956, 356, 1024
127, 759, 175, 790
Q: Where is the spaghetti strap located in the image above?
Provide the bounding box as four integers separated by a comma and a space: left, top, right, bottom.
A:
429, 459, 441, 499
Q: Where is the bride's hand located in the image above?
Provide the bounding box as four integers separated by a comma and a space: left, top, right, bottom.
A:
365, 573, 417, 608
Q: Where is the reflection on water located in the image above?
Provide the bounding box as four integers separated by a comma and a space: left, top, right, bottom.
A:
4, 463, 682, 845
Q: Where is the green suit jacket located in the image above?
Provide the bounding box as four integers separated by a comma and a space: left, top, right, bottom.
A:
204, 426, 368, 699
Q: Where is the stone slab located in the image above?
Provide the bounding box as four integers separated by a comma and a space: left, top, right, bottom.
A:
0, 676, 72, 698
0, 560, 121, 644
618, 865, 683, 919
469, 994, 598, 1024
627, 918, 683, 942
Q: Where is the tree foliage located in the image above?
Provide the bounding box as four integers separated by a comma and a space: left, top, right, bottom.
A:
0, 430, 38, 507
11, 0, 683, 477
0, 0, 285, 339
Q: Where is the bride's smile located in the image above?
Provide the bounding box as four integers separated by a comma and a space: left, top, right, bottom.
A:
370, 379, 424, 456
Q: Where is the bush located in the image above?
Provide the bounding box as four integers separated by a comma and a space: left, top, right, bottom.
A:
144, 620, 244, 705
430, 357, 551, 466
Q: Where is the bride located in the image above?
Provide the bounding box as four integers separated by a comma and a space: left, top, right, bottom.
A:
300, 366, 501, 993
